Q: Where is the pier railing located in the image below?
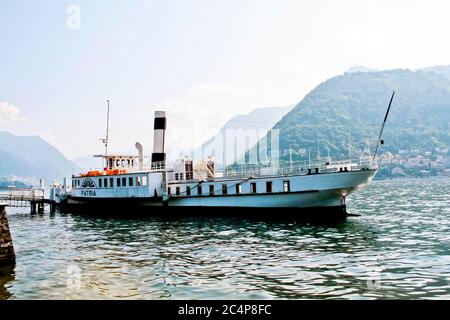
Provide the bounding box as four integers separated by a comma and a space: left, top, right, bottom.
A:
0, 187, 45, 207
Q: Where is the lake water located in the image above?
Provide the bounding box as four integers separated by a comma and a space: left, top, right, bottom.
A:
1, 177, 450, 299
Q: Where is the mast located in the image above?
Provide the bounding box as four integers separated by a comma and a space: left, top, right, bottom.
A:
348, 134, 352, 159
308, 148, 311, 169
105, 99, 110, 158
100, 99, 110, 169
372, 91, 395, 162
317, 141, 321, 160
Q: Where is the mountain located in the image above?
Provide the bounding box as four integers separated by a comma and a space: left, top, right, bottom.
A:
347, 65, 450, 78
0, 150, 37, 178
346, 66, 378, 73
0, 177, 30, 188
71, 155, 102, 170
197, 105, 293, 166
251, 69, 450, 163
0, 131, 75, 182
421, 65, 450, 81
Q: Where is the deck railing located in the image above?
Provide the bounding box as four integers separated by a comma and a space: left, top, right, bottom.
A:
72, 160, 168, 176
218, 156, 377, 180
72, 157, 377, 181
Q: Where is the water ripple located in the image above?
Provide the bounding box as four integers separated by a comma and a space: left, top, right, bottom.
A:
1, 177, 450, 299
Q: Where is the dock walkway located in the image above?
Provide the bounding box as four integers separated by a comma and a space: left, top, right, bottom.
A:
0, 187, 52, 213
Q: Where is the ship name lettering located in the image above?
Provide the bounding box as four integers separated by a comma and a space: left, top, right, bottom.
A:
81, 190, 96, 197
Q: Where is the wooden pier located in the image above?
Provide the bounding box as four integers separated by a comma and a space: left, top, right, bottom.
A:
0, 187, 54, 214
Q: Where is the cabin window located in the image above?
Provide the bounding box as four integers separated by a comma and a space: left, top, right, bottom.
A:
99, 178, 102, 188
222, 184, 228, 195
129, 177, 133, 187
104, 178, 108, 188
185, 162, 194, 180
122, 177, 126, 187
168, 187, 171, 195
266, 181, 273, 193
236, 184, 241, 194
197, 185, 202, 196
110, 178, 114, 188
250, 182, 257, 193
175, 173, 179, 180
136, 176, 141, 186
176, 186, 180, 196
116, 160, 120, 166
117, 178, 121, 187
209, 185, 214, 196
180, 173, 184, 180
186, 186, 191, 196
78, 180, 80, 187
283, 180, 290, 192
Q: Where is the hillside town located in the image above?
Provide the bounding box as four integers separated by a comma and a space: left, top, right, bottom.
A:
377, 147, 450, 178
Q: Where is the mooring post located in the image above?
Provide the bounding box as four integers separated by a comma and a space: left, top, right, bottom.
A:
50, 202, 56, 214
0, 204, 16, 267
30, 201, 36, 214
38, 202, 44, 214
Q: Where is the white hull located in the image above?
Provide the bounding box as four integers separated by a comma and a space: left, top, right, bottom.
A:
169, 169, 375, 208
67, 169, 376, 210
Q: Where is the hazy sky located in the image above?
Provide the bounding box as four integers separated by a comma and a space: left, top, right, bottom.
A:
1, 0, 450, 159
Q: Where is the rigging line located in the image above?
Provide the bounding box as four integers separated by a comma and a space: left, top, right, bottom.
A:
373, 91, 395, 161
169, 116, 383, 127
169, 120, 383, 128
167, 115, 283, 125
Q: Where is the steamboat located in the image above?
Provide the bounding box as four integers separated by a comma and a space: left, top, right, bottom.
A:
52, 93, 395, 218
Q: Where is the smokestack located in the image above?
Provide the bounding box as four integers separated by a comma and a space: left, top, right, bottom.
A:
135, 142, 144, 169
151, 111, 166, 168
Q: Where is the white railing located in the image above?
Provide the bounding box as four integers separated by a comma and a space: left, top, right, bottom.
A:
219, 156, 377, 180
72, 161, 169, 176
0, 187, 45, 201
72, 157, 377, 181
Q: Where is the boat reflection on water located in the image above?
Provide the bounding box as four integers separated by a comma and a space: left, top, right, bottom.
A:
55, 208, 380, 299
3, 206, 383, 300
5, 178, 450, 299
